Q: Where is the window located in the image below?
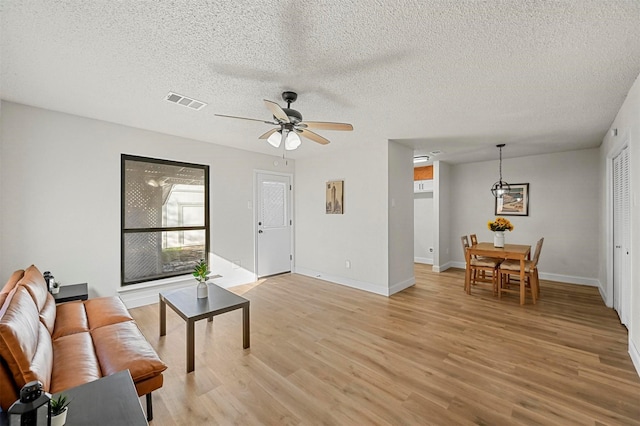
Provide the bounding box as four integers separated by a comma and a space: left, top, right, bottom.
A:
121, 155, 209, 285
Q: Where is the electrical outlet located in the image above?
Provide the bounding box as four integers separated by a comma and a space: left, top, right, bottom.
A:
345, 260, 351, 269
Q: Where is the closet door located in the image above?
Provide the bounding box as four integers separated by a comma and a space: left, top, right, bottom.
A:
612, 146, 630, 327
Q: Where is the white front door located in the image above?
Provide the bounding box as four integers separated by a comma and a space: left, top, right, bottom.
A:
256, 172, 292, 278
613, 145, 630, 327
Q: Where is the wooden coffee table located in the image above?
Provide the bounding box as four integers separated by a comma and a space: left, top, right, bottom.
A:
159, 283, 250, 373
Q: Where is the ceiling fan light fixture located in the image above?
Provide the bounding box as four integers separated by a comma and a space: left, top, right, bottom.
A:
216, 91, 353, 150
267, 131, 282, 148
285, 132, 301, 150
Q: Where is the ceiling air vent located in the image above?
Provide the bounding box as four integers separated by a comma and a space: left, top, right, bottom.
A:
165, 92, 207, 111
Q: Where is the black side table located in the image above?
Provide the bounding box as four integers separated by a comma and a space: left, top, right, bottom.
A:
53, 283, 88, 303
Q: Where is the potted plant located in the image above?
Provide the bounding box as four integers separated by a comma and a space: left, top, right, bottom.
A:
487, 217, 514, 248
50, 394, 71, 426
193, 259, 209, 299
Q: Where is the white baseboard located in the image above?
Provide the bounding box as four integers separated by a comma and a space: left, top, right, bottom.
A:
630, 337, 640, 378
447, 261, 600, 287
414, 256, 433, 265
389, 277, 416, 295
598, 282, 611, 307
433, 261, 454, 273
538, 272, 599, 287
448, 261, 466, 270
294, 267, 389, 296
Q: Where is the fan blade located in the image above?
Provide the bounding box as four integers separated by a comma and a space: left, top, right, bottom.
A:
299, 129, 330, 145
299, 121, 353, 131
258, 128, 279, 139
215, 114, 277, 125
264, 100, 290, 123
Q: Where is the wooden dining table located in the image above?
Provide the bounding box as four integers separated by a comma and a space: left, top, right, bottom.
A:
465, 242, 531, 304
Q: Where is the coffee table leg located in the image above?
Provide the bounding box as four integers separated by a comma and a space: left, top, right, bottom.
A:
243, 304, 250, 349
159, 297, 166, 337
187, 319, 195, 373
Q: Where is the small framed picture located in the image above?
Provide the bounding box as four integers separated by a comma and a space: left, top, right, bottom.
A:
326, 180, 344, 214
495, 183, 529, 216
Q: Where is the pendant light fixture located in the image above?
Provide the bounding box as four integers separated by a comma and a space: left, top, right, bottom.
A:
491, 143, 511, 198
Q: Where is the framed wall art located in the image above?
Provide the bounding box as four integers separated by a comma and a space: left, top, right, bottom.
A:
326, 180, 344, 214
495, 183, 529, 216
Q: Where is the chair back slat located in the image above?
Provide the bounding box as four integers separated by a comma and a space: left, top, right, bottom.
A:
531, 237, 544, 268
461, 235, 470, 253
470, 234, 478, 245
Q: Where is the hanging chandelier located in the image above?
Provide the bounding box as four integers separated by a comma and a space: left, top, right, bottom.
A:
491, 144, 511, 198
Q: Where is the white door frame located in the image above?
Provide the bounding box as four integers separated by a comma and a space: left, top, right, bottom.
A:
253, 169, 294, 278
605, 135, 629, 310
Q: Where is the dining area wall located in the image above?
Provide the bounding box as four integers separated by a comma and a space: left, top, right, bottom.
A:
446, 147, 600, 287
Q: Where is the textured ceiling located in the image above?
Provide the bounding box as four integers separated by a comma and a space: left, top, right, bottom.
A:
2, 1, 640, 163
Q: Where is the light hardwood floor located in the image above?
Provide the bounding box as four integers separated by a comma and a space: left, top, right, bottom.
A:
130, 265, 640, 425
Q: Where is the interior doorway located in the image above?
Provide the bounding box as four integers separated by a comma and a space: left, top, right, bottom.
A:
255, 171, 293, 278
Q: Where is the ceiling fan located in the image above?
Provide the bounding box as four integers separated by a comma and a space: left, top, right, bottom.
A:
215, 91, 353, 150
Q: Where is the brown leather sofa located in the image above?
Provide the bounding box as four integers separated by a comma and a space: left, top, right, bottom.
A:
0, 265, 167, 420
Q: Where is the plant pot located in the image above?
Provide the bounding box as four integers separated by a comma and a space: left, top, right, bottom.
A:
197, 281, 208, 299
51, 407, 68, 426
494, 231, 505, 248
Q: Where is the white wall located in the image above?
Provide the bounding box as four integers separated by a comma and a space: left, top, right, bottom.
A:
0, 102, 294, 305
447, 148, 600, 285
414, 192, 434, 264
294, 142, 390, 295
600, 72, 640, 375
434, 161, 451, 272
388, 141, 415, 294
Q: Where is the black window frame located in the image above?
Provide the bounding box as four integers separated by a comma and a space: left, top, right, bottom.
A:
121, 154, 210, 286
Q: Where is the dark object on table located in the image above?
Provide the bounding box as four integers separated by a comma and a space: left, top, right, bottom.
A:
7, 380, 51, 426
43, 271, 55, 293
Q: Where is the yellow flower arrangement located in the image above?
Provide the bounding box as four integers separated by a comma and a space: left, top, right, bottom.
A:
488, 217, 514, 232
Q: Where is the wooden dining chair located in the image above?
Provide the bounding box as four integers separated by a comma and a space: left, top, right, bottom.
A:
497, 237, 544, 303
469, 233, 502, 279
461, 236, 502, 295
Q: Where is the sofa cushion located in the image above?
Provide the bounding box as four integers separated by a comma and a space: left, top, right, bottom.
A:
0, 287, 52, 390
0, 357, 19, 412
91, 321, 167, 382
30, 323, 54, 391
0, 270, 24, 309
19, 265, 51, 312
1, 270, 24, 295
52, 301, 89, 339
50, 332, 101, 393
39, 296, 57, 335
84, 297, 133, 329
